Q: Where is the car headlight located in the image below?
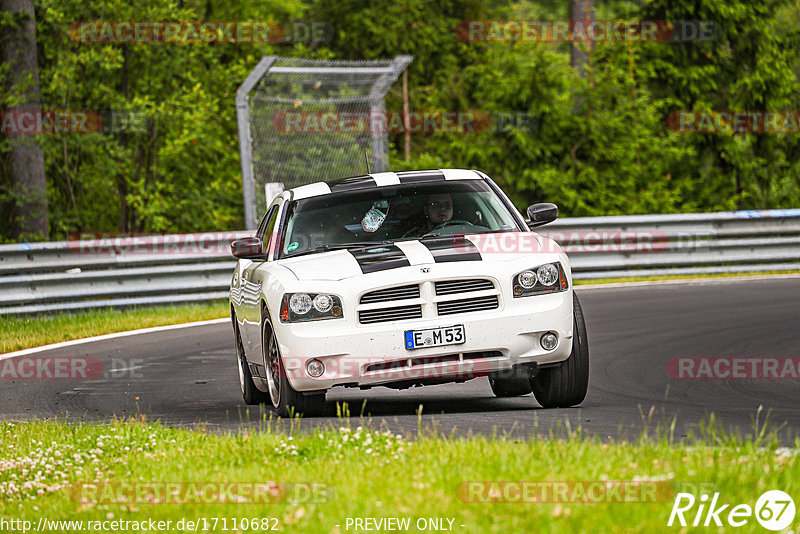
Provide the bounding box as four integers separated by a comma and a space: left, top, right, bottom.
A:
280, 293, 343, 322
513, 262, 568, 297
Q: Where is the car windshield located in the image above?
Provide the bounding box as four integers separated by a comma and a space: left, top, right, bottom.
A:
280, 179, 521, 257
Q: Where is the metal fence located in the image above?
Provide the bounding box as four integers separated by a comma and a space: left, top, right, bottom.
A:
237, 56, 413, 229
1, 209, 799, 315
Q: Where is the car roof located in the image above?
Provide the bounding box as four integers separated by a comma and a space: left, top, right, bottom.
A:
288, 169, 485, 200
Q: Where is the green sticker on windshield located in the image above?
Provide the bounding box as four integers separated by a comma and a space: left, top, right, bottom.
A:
287, 241, 299, 252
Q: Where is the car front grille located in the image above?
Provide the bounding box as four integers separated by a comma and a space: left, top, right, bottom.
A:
358, 304, 423, 324
436, 295, 499, 316
360, 284, 420, 304
357, 278, 499, 324
434, 278, 494, 295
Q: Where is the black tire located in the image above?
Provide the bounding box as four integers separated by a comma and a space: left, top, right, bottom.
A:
531, 292, 589, 408
488, 368, 533, 397
233, 317, 270, 405
262, 318, 325, 418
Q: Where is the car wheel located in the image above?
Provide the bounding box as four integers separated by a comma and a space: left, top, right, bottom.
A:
234, 318, 270, 405
488, 368, 533, 397
531, 292, 589, 408
262, 318, 325, 418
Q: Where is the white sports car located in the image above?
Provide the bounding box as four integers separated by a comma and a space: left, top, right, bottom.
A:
229, 169, 588, 416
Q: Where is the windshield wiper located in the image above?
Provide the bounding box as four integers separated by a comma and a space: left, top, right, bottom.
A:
416, 228, 504, 240
316, 241, 392, 251
418, 232, 468, 240
286, 241, 392, 258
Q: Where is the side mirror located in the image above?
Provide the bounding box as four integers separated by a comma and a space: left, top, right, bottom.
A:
526, 203, 558, 228
231, 237, 264, 259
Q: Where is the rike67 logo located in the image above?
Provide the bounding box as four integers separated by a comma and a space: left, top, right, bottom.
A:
668, 490, 796, 531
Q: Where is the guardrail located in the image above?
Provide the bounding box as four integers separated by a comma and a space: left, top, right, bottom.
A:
1, 209, 799, 314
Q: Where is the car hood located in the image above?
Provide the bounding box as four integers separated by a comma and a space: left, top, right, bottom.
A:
279, 234, 550, 281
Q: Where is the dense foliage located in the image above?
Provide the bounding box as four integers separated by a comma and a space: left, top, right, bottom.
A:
1, 0, 799, 239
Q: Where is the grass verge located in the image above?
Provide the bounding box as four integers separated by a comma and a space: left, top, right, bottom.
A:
0, 301, 229, 354
0, 418, 797, 533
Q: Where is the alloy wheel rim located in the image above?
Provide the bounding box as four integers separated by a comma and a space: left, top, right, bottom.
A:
264, 326, 281, 408
236, 334, 246, 395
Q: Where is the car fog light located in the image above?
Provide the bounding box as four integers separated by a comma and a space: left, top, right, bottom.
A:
540, 332, 558, 351
306, 358, 325, 378
289, 293, 312, 314
518, 270, 536, 288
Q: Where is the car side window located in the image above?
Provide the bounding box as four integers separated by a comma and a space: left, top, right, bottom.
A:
255, 211, 270, 240
257, 205, 280, 257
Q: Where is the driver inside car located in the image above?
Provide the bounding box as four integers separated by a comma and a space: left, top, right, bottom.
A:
424, 193, 454, 232
400, 193, 454, 237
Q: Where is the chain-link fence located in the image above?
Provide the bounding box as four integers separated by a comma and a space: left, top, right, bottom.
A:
236, 56, 412, 229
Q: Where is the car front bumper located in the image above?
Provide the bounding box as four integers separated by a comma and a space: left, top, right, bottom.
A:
274, 289, 574, 392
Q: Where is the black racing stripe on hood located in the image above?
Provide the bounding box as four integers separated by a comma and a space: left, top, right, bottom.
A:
421, 237, 483, 263
349, 245, 411, 273
397, 170, 445, 183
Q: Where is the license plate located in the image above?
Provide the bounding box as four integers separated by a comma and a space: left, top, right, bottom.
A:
404, 325, 465, 350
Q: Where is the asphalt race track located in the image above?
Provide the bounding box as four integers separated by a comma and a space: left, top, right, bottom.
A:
2, 276, 799, 441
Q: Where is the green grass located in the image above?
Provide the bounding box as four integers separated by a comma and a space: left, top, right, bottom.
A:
0, 417, 797, 533
0, 301, 229, 354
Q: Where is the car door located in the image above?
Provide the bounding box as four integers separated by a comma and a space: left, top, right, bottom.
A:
240, 200, 282, 360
